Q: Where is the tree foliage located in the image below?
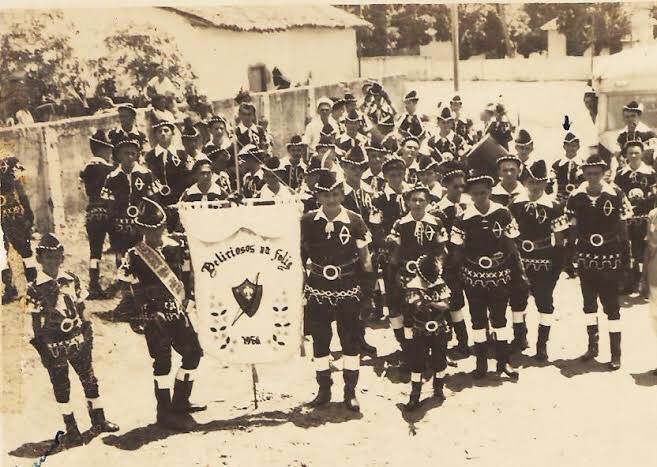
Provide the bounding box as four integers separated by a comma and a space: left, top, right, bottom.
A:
89, 25, 197, 102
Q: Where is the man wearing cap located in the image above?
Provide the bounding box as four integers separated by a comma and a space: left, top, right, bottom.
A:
396, 91, 425, 140
179, 157, 230, 203
1, 146, 37, 304
27, 234, 119, 447
259, 157, 295, 201
491, 154, 527, 207
79, 129, 115, 299
614, 140, 657, 294
235, 102, 269, 154
565, 155, 632, 370
386, 182, 448, 359
101, 136, 159, 268
301, 171, 375, 412
344, 92, 372, 135
416, 155, 443, 202
108, 103, 147, 152
239, 144, 266, 199
363, 137, 388, 194
339, 146, 378, 357
431, 161, 471, 357
282, 135, 308, 191
336, 110, 368, 157
514, 129, 536, 183
118, 198, 205, 430
303, 97, 342, 151
369, 156, 410, 345
449, 169, 524, 380
510, 160, 569, 360
145, 119, 191, 231
551, 132, 584, 206
617, 101, 657, 153
449, 95, 470, 143
398, 136, 421, 185
423, 108, 466, 161
179, 118, 205, 170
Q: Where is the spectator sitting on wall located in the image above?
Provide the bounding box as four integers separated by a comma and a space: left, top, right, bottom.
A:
272, 67, 291, 90
8, 96, 35, 126
145, 66, 177, 101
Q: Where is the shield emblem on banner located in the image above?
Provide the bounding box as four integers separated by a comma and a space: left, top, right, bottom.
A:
231, 277, 263, 325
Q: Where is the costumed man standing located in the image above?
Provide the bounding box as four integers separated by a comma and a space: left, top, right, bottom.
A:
239, 144, 266, 199
614, 141, 657, 295
118, 198, 205, 430
258, 157, 295, 201
396, 90, 424, 140
179, 157, 230, 203
616, 101, 657, 154
340, 145, 378, 357
399, 136, 421, 185
369, 156, 409, 330
514, 130, 536, 183
301, 171, 375, 412
144, 119, 191, 232
79, 129, 115, 299
431, 161, 471, 357
491, 154, 530, 351
282, 135, 308, 191
449, 169, 524, 380
551, 132, 584, 206
107, 103, 147, 153
386, 183, 448, 363
422, 108, 466, 162
234, 102, 270, 155
336, 111, 368, 157
363, 138, 388, 194
26, 234, 119, 448
565, 155, 632, 370
509, 160, 569, 360
1, 144, 37, 304
404, 254, 452, 411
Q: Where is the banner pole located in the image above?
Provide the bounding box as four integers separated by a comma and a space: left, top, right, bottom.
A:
251, 364, 259, 409
234, 138, 241, 194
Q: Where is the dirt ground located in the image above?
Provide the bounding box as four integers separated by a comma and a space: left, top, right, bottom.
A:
2, 81, 657, 467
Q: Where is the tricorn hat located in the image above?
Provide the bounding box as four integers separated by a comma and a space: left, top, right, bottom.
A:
341, 145, 369, 167
525, 159, 548, 181
440, 160, 466, 182
36, 233, 64, 253
192, 156, 213, 172
135, 198, 167, 229
403, 182, 431, 198
117, 102, 137, 116
344, 92, 357, 103
580, 154, 608, 170
314, 170, 342, 193
563, 132, 579, 144
496, 154, 522, 167
382, 155, 406, 173
286, 134, 307, 150
262, 156, 288, 175
404, 90, 419, 102
345, 110, 361, 124
437, 107, 454, 122
152, 119, 176, 131
377, 112, 396, 128
514, 129, 533, 146
181, 118, 200, 140
465, 168, 495, 189
417, 154, 438, 173
89, 129, 113, 152
623, 101, 643, 114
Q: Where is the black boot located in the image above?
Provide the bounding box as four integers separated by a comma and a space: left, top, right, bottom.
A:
343, 369, 360, 412
357, 322, 377, 358
511, 318, 529, 353
404, 381, 422, 411
154, 382, 194, 431
495, 341, 519, 380
580, 325, 599, 361
609, 332, 621, 371
393, 327, 407, 364
1, 269, 17, 304
452, 320, 470, 358
87, 268, 109, 300
433, 377, 445, 401
62, 413, 84, 448
171, 378, 207, 413
472, 343, 488, 379
535, 325, 551, 362
308, 370, 332, 407
87, 403, 120, 434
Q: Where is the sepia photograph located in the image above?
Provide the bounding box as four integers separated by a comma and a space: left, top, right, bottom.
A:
1, 1, 657, 466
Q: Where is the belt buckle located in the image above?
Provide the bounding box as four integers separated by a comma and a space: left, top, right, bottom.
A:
160, 184, 172, 197
126, 205, 139, 218
478, 256, 493, 269
589, 234, 604, 247
566, 184, 575, 193
521, 240, 535, 253
425, 320, 439, 332
322, 265, 340, 281
405, 261, 418, 274
60, 317, 80, 333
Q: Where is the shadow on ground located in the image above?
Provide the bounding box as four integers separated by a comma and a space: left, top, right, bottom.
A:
631, 370, 657, 387
9, 429, 101, 459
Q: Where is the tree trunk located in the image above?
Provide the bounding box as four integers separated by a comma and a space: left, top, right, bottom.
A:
495, 4, 515, 58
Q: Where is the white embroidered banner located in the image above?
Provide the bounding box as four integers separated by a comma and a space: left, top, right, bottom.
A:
179, 201, 304, 364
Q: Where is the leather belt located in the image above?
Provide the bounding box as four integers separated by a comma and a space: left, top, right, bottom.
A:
580, 232, 618, 247
308, 260, 358, 281
465, 252, 507, 270
518, 237, 552, 253
558, 183, 577, 194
